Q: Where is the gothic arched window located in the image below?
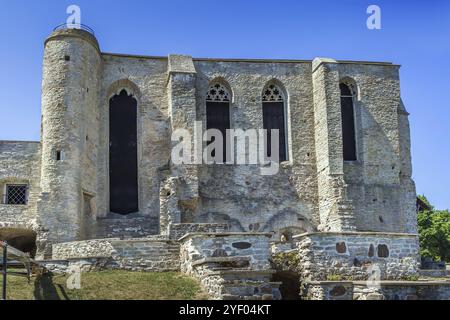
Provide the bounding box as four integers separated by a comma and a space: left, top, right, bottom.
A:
206, 83, 231, 163
262, 83, 287, 162
340, 83, 357, 161
109, 89, 139, 214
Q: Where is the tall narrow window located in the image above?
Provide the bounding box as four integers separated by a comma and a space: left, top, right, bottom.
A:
206, 83, 231, 163
109, 89, 138, 215
263, 83, 287, 162
340, 83, 357, 161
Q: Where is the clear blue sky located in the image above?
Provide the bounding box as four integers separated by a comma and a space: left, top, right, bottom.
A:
0, 0, 449, 209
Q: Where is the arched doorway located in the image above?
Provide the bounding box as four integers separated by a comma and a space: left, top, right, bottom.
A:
109, 90, 138, 215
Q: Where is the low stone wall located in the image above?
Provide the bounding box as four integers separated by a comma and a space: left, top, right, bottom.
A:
294, 232, 420, 281
39, 258, 112, 274
353, 281, 450, 300
52, 239, 114, 259
419, 269, 447, 278
180, 233, 273, 274
302, 281, 354, 300
180, 233, 281, 300
302, 280, 450, 300
52, 238, 180, 272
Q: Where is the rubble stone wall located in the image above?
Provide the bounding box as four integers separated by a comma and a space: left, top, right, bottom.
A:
294, 232, 420, 281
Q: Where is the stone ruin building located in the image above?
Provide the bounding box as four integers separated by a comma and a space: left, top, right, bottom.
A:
1, 26, 448, 300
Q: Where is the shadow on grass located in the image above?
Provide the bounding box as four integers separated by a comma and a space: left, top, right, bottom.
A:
33, 274, 70, 300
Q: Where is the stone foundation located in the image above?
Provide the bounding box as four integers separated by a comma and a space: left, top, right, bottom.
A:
52, 237, 180, 272
293, 232, 420, 281
301, 280, 450, 300
353, 281, 450, 300
302, 281, 354, 300
180, 233, 281, 300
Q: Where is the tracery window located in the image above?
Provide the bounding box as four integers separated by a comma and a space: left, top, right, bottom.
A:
206, 83, 231, 102
262, 83, 287, 162
206, 83, 231, 162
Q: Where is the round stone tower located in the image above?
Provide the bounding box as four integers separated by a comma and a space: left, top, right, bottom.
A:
37, 26, 102, 251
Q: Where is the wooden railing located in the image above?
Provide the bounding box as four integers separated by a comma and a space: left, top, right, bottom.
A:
0, 241, 36, 300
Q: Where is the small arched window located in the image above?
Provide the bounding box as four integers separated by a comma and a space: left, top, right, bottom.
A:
206, 83, 231, 162
340, 83, 357, 161
262, 83, 287, 162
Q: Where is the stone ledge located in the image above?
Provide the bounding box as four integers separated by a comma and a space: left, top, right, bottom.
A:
305, 281, 353, 285
38, 257, 112, 264
206, 269, 276, 276
55, 237, 175, 245
293, 231, 419, 240
307, 280, 450, 286
109, 239, 176, 244
353, 280, 450, 286
191, 256, 251, 267
179, 232, 273, 242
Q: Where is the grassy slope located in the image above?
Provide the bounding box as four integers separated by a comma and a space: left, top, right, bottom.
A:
0, 271, 208, 300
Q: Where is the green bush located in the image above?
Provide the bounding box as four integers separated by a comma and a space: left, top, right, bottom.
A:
417, 195, 450, 262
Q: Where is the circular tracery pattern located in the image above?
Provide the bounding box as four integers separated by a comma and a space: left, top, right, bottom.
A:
206, 83, 231, 102
262, 84, 284, 102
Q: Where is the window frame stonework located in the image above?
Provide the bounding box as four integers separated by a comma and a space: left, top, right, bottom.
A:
262, 83, 288, 162
340, 82, 358, 161
3, 184, 28, 205
206, 83, 231, 103
206, 83, 232, 163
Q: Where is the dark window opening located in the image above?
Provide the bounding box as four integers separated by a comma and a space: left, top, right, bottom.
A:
4, 185, 28, 205
56, 150, 63, 161
64, 55, 71, 61
206, 101, 230, 163
340, 83, 357, 161
263, 84, 287, 162
206, 83, 231, 163
109, 89, 139, 215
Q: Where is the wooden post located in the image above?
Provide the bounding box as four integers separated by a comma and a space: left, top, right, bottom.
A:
2, 242, 7, 300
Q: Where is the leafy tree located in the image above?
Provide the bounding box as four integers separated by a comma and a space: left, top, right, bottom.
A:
417, 195, 450, 262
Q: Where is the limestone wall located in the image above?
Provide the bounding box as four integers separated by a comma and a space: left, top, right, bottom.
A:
194, 60, 319, 237
300, 280, 450, 300
52, 238, 180, 272
0, 141, 41, 229
97, 55, 170, 219
179, 233, 281, 300
294, 232, 420, 281
38, 28, 102, 243
1, 29, 418, 242
353, 281, 450, 300
337, 63, 417, 233
180, 233, 273, 274
303, 281, 354, 300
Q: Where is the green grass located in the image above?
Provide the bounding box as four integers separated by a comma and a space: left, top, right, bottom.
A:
0, 271, 208, 300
